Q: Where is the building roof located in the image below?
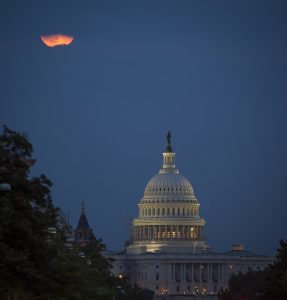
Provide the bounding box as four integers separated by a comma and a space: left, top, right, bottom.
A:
76, 203, 91, 230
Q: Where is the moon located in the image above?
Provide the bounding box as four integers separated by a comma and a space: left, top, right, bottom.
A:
40, 34, 74, 47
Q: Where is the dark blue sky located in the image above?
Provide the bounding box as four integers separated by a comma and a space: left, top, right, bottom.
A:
1, 0, 287, 255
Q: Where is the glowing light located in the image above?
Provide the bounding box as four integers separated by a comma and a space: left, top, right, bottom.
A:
40, 34, 74, 47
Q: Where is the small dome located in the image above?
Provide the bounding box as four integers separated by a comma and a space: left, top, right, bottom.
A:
144, 172, 194, 197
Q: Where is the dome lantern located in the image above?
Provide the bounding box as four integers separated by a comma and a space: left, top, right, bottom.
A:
161, 131, 177, 172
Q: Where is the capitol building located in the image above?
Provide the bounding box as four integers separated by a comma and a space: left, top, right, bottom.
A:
108, 133, 273, 298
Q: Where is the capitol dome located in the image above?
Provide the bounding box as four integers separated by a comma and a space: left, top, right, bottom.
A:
127, 132, 208, 254
142, 133, 197, 203
144, 173, 195, 199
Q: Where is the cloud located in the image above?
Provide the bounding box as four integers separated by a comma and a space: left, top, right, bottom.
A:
40, 34, 74, 47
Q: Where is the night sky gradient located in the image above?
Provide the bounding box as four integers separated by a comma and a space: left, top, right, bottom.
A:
1, 0, 287, 255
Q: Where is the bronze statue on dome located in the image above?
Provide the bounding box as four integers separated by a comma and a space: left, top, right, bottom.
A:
166, 131, 172, 152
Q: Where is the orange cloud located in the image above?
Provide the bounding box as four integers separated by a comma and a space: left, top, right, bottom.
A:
40, 34, 74, 47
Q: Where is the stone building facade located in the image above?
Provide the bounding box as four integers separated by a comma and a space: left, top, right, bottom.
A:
108, 134, 273, 297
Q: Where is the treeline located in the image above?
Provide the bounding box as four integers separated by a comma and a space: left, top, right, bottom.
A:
0, 126, 153, 300
218, 239, 287, 300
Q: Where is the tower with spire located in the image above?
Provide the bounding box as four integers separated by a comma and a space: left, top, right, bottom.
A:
74, 202, 95, 245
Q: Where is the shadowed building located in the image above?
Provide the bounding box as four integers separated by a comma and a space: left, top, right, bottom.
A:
108, 133, 273, 298
74, 203, 95, 245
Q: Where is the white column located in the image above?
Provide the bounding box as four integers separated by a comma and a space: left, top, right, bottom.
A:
183, 263, 186, 283
191, 263, 194, 283
165, 225, 167, 240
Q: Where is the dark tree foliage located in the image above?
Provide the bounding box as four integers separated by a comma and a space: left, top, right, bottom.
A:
0, 126, 116, 299
115, 275, 154, 300
0, 126, 154, 300
263, 239, 287, 300
218, 240, 287, 300
0, 125, 59, 299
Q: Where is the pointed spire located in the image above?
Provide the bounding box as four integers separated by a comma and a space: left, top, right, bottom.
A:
75, 202, 95, 243
76, 202, 91, 231
165, 131, 173, 152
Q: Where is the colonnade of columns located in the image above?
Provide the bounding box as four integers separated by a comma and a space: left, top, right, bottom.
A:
140, 206, 199, 217
133, 225, 204, 241
171, 263, 222, 283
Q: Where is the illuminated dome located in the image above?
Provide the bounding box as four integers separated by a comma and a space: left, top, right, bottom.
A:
142, 133, 197, 203
144, 173, 195, 199
127, 132, 209, 254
